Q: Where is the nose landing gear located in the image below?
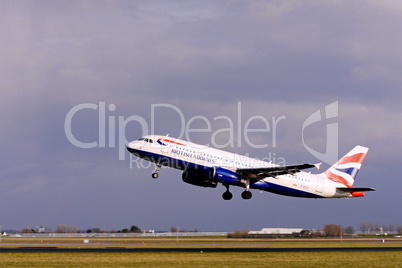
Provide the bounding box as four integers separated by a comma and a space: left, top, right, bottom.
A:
151, 164, 161, 179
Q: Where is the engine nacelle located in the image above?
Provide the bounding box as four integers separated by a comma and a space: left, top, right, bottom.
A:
182, 171, 217, 188
210, 167, 242, 185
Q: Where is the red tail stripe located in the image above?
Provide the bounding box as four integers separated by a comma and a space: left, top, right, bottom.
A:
338, 153, 366, 165
324, 170, 353, 188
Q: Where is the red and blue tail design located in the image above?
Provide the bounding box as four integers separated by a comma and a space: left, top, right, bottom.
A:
324, 146, 369, 188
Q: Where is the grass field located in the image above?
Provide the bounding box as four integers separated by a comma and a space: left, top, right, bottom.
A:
1, 237, 402, 267
1, 252, 402, 267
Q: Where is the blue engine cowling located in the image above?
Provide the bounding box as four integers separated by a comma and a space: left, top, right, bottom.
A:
182, 171, 217, 188
210, 167, 243, 185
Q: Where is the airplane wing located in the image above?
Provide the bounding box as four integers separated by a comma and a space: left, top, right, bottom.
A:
236, 163, 318, 180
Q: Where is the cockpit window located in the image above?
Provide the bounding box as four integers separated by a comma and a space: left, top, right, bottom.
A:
138, 137, 153, 143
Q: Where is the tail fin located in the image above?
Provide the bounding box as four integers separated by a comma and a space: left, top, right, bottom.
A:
324, 146, 369, 187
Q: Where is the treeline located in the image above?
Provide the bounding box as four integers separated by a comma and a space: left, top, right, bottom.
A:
82, 225, 142, 234
319, 223, 402, 236
19, 224, 142, 234
15, 225, 199, 234
227, 229, 250, 238
169, 226, 199, 233
359, 223, 402, 234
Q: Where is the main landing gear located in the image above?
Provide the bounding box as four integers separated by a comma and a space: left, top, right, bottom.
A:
241, 190, 252, 200
222, 184, 252, 200
151, 164, 161, 179
222, 184, 233, 200
241, 178, 252, 200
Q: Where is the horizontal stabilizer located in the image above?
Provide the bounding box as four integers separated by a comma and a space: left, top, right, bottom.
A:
337, 187, 376, 192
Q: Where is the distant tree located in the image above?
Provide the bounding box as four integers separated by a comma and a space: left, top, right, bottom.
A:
170, 226, 178, 233
397, 225, 402, 235
389, 224, 395, 232
92, 227, 101, 233
344, 226, 355, 235
130, 225, 141, 233
227, 230, 250, 238
55, 224, 78, 233
323, 224, 343, 237
360, 223, 368, 234
121, 228, 129, 233
86, 227, 101, 233
21, 228, 35, 234
367, 223, 374, 234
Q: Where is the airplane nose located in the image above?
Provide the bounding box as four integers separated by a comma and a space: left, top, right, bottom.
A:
126, 141, 135, 151
126, 145, 135, 154
126, 141, 139, 154
127, 141, 135, 147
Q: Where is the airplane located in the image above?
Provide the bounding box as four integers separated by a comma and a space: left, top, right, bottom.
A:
126, 135, 376, 200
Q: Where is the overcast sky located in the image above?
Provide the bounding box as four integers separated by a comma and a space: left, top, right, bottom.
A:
2, 0, 402, 232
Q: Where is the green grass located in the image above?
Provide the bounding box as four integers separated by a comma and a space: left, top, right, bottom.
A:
0, 252, 402, 267
1, 237, 402, 267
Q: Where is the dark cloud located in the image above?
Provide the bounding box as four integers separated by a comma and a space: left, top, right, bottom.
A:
1, 1, 401, 231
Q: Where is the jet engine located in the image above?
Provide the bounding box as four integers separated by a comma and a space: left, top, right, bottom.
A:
182, 171, 217, 188
209, 167, 243, 185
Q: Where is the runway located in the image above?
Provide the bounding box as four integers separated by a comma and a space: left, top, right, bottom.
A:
1, 246, 401, 253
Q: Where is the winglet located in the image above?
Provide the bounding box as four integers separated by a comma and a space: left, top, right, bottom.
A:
314, 163, 322, 170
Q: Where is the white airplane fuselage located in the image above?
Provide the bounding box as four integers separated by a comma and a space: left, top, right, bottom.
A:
127, 135, 374, 200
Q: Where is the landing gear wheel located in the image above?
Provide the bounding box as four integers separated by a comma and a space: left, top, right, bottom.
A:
152, 164, 161, 179
241, 191, 252, 200
222, 191, 233, 200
